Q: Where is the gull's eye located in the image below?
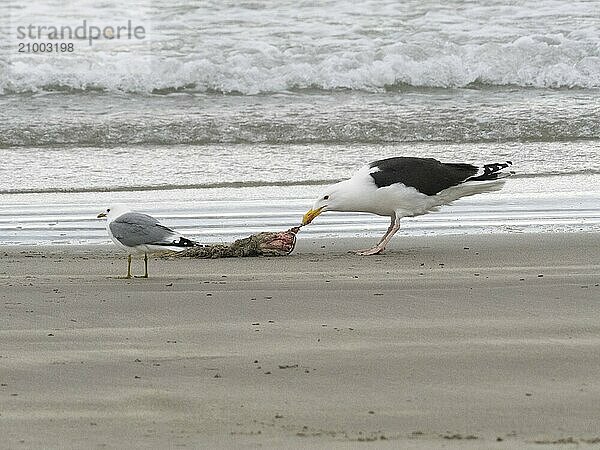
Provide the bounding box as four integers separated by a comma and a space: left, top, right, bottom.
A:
324, 195, 329, 200
107, 208, 111, 212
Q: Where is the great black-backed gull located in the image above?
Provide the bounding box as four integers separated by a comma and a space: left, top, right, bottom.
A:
302, 157, 513, 255
97, 205, 196, 278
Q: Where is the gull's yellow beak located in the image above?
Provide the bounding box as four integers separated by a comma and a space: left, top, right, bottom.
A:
302, 206, 325, 226
97, 212, 107, 218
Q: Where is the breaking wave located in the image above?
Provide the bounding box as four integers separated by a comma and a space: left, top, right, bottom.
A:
2, 34, 599, 95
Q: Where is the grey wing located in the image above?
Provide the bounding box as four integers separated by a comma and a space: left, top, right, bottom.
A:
109, 212, 178, 247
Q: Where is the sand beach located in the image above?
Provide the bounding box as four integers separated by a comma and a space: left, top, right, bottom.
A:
1, 233, 599, 448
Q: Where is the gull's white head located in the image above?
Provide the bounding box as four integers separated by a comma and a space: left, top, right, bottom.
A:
302, 180, 353, 225
97, 204, 131, 221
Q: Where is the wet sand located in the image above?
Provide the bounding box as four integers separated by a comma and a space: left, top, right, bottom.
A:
1, 233, 599, 449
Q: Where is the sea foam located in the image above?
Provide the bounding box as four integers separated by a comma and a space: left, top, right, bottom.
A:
3, 34, 599, 95
3, 0, 599, 95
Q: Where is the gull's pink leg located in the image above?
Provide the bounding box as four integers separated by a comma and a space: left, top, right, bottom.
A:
352, 215, 396, 254
355, 218, 400, 256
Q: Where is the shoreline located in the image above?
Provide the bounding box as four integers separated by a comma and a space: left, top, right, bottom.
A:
2, 166, 599, 247
1, 232, 599, 448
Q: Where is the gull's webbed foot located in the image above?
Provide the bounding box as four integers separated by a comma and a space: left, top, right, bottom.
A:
353, 246, 385, 256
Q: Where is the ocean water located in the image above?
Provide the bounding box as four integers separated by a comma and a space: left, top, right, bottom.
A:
0, 0, 598, 245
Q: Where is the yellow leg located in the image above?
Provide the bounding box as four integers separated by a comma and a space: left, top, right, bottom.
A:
143, 253, 149, 278
126, 254, 132, 278
133, 253, 149, 279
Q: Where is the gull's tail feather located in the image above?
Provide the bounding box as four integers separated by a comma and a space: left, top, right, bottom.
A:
467, 161, 514, 182
154, 236, 198, 249
434, 162, 513, 206
170, 236, 198, 248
